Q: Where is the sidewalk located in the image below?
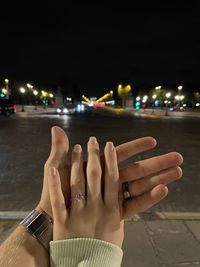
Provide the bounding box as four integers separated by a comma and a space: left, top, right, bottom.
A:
1, 217, 200, 266
122, 219, 200, 267
16, 105, 56, 113
125, 108, 200, 119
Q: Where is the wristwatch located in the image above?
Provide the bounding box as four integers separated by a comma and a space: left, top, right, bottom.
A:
20, 209, 53, 251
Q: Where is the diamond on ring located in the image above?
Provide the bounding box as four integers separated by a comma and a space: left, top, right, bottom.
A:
71, 190, 86, 203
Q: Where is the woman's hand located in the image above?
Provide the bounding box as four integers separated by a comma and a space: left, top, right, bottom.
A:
48, 137, 124, 248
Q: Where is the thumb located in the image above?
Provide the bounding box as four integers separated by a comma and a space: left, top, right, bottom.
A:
48, 126, 69, 164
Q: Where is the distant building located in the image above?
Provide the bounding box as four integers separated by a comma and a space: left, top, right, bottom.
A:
123, 93, 134, 110
55, 87, 64, 106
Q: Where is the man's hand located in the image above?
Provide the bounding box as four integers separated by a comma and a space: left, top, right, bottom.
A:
37, 126, 183, 219
36, 126, 70, 217
115, 138, 183, 218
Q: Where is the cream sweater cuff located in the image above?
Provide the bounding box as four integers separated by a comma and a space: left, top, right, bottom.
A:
50, 238, 123, 267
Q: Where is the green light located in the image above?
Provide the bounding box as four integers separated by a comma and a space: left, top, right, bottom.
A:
0, 93, 5, 98
135, 101, 141, 110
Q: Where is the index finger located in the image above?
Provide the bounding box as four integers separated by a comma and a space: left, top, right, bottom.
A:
115, 137, 157, 163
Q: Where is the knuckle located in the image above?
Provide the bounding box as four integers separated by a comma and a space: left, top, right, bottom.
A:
71, 175, 81, 185
107, 171, 118, 180
89, 167, 102, 178
138, 163, 146, 177
51, 197, 61, 208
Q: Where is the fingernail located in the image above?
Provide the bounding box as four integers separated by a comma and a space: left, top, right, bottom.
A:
49, 167, 57, 176
106, 142, 114, 151
89, 136, 97, 144
74, 144, 82, 152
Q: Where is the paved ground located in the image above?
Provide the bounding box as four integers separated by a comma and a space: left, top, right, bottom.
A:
1, 218, 200, 267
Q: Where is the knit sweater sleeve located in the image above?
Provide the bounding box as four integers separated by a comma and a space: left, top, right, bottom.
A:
50, 238, 123, 267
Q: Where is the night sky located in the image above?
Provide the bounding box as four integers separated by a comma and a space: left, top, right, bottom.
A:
0, 1, 200, 97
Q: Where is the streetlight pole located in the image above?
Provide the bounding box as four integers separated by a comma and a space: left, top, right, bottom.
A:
20, 87, 26, 112
152, 94, 157, 114
177, 86, 183, 110
33, 90, 38, 110
26, 83, 33, 105
4, 79, 9, 99
41, 90, 48, 110
165, 92, 171, 116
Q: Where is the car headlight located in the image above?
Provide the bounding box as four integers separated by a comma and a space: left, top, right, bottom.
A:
63, 108, 68, 113
57, 108, 61, 113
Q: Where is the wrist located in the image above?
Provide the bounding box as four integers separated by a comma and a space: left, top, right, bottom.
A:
20, 209, 53, 251
35, 203, 52, 221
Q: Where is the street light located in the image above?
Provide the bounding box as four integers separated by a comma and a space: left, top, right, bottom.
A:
155, 86, 162, 90
33, 90, 38, 96
19, 87, 26, 112
41, 90, 48, 109
27, 83, 33, 89
4, 79, 9, 99
33, 90, 39, 110
165, 92, 171, 99
177, 86, 183, 110
151, 94, 157, 114
165, 92, 171, 116
49, 93, 54, 98
26, 83, 34, 105
152, 94, 157, 100
2, 88, 7, 95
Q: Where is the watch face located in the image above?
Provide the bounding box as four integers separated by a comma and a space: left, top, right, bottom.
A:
28, 214, 49, 235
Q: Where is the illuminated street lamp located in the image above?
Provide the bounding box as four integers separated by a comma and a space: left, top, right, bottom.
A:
4, 79, 9, 99
33, 90, 38, 96
41, 90, 48, 109
27, 83, 33, 89
2, 88, 7, 95
41, 90, 48, 97
151, 94, 157, 113
20, 87, 26, 94
49, 93, 54, 98
155, 86, 162, 90
176, 86, 183, 110
26, 83, 34, 104
165, 92, 171, 99
165, 92, 171, 116
19, 87, 26, 112
152, 94, 157, 100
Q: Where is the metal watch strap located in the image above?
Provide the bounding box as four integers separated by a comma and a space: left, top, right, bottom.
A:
20, 210, 53, 251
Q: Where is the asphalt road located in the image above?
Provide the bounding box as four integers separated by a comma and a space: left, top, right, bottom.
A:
0, 108, 200, 214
